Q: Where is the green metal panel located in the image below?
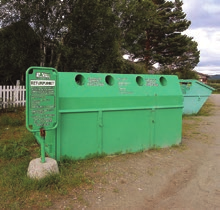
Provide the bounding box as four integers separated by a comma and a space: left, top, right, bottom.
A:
179, 80, 215, 115
26, 67, 183, 161
56, 72, 183, 160
154, 109, 182, 147
60, 112, 100, 158
102, 110, 151, 154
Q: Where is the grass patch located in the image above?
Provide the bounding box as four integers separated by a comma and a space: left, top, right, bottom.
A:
182, 116, 197, 139
113, 188, 119, 193
182, 98, 214, 142
196, 99, 214, 116
0, 107, 25, 126
0, 132, 36, 160
0, 109, 95, 209
149, 145, 161, 151
171, 143, 187, 151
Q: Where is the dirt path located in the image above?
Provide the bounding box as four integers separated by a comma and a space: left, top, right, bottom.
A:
147, 94, 220, 209
53, 94, 220, 210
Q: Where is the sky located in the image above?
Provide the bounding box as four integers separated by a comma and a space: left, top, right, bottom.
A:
182, 0, 220, 75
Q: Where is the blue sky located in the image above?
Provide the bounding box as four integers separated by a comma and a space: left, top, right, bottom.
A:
182, 0, 220, 75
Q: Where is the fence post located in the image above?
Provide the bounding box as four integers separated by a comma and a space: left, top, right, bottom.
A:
3, 85, 6, 108
14, 80, 20, 107
0, 86, 2, 109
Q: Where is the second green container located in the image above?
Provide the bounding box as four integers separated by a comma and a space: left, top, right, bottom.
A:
180, 79, 215, 115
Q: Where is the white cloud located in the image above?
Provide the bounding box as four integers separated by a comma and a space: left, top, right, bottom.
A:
182, 0, 220, 75
195, 66, 220, 75
184, 28, 220, 55
203, 2, 220, 13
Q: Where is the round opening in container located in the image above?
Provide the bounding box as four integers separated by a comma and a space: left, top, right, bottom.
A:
105, 75, 114, 86
136, 76, 144, 86
160, 76, 167, 86
75, 74, 85, 85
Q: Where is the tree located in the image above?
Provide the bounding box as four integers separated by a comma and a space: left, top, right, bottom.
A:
0, 0, 200, 80
119, 0, 156, 69
0, 0, 70, 67
170, 37, 200, 70
0, 0, 128, 73
0, 21, 40, 85
58, 0, 126, 73
121, 0, 195, 72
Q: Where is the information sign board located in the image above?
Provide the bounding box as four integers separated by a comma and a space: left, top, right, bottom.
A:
26, 67, 58, 132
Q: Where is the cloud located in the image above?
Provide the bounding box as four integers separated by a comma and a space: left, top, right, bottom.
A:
195, 66, 220, 75
183, 0, 220, 28
182, 0, 220, 75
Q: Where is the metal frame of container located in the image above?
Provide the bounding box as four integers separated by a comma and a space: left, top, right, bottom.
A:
26, 67, 183, 161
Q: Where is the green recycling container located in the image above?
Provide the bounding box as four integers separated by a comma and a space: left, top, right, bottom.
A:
26, 67, 183, 161
179, 79, 215, 115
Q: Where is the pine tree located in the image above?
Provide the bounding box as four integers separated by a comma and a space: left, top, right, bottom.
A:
171, 37, 200, 71
121, 0, 195, 72
160, 37, 200, 78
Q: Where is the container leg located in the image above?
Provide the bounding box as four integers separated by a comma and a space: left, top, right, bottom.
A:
41, 138, 46, 163
40, 128, 46, 163
34, 131, 46, 163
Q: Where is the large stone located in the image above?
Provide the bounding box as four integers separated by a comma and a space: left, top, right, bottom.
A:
27, 157, 59, 179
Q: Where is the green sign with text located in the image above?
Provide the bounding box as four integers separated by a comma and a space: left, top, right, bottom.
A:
26, 67, 58, 132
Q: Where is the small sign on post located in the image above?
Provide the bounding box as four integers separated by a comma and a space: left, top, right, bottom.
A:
26, 67, 58, 163
26, 67, 58, 132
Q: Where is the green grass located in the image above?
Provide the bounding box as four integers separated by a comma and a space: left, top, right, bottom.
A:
171, 143, 187, 151
196, 99, 214, 116
113, 188, 119, 193
148, 145, 161, 151
0, 107, 25, 126
0, 109, 96, 209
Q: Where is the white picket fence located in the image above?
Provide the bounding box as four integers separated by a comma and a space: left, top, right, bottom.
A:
0, 81, 26, 109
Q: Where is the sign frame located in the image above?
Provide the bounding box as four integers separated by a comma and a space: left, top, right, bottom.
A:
26, 66, 59, 132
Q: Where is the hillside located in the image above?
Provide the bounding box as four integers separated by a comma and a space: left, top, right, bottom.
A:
209, 75, 220, 80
